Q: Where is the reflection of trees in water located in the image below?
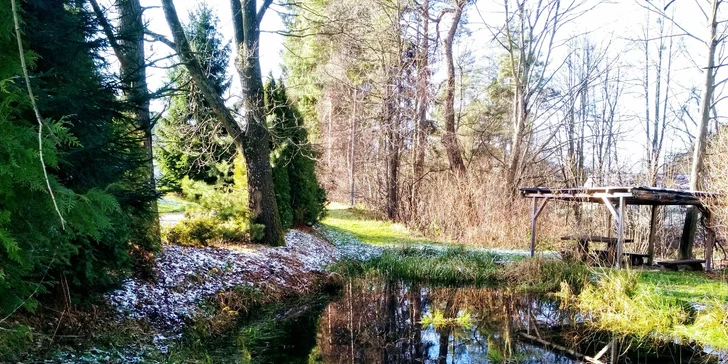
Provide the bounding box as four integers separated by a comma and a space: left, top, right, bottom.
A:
314, 277, 570, 363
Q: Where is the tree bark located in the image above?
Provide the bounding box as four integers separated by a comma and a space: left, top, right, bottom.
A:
99, 0, 160, 243
441, 0, 466, 175
679, 0, 718, 259
412, 0, 429, 217
162, 0, 283, 245
385, 78, 399, 220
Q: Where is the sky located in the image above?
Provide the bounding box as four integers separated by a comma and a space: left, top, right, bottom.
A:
138, 0, 725, 175
142, 0, 285, 103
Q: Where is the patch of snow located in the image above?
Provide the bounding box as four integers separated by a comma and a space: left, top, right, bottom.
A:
106, 230, 341, 332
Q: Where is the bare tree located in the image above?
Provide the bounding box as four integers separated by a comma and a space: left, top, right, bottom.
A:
488, 0, 593, 196
644, 0, 726, 258
412, 0, 431, 216
441, 0, 468, 175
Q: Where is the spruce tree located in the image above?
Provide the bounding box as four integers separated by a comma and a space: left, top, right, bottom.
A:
265, 78, 326, 227
156, 4, 233, 190
0, 0, 157, 313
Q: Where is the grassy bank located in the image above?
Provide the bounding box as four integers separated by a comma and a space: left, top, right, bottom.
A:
322, 203, 439, 246
573, 269, 728, 349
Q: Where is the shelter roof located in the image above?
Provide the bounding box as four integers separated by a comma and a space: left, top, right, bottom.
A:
520, 186, 719, 206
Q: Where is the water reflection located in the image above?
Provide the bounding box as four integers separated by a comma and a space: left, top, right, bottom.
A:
310, 276, 722, 364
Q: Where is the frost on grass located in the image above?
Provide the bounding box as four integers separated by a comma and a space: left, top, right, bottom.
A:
106, 230, 340, 331
313, 223, 382, 261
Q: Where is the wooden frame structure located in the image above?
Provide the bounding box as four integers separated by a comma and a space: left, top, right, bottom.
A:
521, 186, 719, 270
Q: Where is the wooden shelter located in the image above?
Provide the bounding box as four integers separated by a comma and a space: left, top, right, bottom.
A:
520, 186, 718, 270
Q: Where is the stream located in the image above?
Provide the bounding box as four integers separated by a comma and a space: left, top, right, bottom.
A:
198, 275, 726, 363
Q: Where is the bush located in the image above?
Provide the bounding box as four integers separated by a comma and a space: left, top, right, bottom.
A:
164, 157, 264, 246
166, 214, 264, 247
0, 2, 158, 315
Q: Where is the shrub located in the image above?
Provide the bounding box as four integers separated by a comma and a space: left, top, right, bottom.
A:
0, 2, 157, 314
164, 158, 264, 246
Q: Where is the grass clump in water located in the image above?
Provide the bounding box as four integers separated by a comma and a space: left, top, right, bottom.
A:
330, 246, 502, 286
502, 258, 590, 294
331, 246, 590, 295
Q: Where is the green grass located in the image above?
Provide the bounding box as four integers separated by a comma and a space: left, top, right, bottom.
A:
637, 271, 728, 305
321, 203, 440, 246
158, 193, 198, 213
575, 269, 728, 350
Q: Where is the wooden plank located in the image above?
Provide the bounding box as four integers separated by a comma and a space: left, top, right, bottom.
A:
616, 196, 625, 269
560, 236, 634, 243
656, 259, 705, 271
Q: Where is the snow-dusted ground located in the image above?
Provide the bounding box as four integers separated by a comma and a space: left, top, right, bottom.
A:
107, 230, 340, 330
106, 227, 381, 332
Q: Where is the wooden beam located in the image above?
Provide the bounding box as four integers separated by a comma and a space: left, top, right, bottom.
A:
535, 197, 550, 219
647, 205, 658, 265
518, 332, 605, 364
530, 198, 536, 257
601, 197, 619, 220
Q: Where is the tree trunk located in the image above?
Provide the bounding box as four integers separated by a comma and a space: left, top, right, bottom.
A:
506, 86, 526, 195
412, 0, 429, 217
235, 0, 283, 245
385, 80, 399, 220
441, 0, 466, 175
349, 87, 357, 207
90, 0, 161, 243
117, 0, 160, 243
162, 0, 283, 245
679, 0, 718, 259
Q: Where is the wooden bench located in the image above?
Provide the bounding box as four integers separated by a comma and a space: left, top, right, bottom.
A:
561, 236, 634, 263
656, 259, 705, 271
624, 252, 650, 266
592, 250, 649, 266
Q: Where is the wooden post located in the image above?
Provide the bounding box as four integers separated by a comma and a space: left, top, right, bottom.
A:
530, 197, 537, 257
706, 209, 715, 271
647, 205, 658, 265
616, 197, 625, 269
529, 197, 550, 257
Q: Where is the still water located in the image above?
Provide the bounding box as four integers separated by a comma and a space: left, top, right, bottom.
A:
233, 276, 725, 364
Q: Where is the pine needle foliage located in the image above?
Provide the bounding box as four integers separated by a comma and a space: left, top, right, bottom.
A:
156, 4, 234, 191
265, 78, 327, 227
0, 0, 157, 315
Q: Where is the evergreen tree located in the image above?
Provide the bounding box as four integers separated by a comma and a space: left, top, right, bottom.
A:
265, 78, 326, 227
0, 0, 157, 313
156, 4, 233, 190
